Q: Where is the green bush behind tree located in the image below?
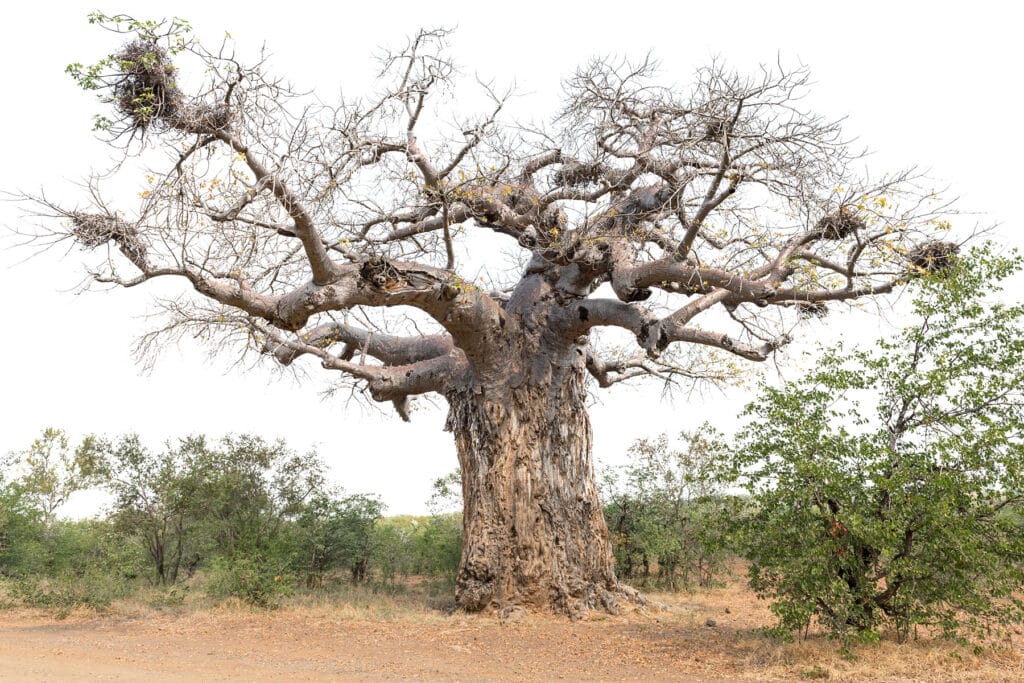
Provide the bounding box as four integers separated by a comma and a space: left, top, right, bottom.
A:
601, 427, 740, 590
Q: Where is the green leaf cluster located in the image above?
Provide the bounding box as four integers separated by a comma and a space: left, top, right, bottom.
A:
602, 425, 741, 590
734, 245, 1024, 644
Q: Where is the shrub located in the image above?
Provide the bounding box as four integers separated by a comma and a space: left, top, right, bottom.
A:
8, 568, 133, 616
203, 555, 292, 608
733, 246, 1024, 644
602, 427, 738, 590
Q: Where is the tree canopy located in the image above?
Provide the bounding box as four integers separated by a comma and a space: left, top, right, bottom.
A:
35, 15, 961, 413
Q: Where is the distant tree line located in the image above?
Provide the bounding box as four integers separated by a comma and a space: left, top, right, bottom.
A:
0, 431, 461, 610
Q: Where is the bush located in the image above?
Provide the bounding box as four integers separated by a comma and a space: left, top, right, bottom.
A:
602, 427, 738, 590
0, 429, 468, 606
8, 568, 133, 615
411, 513, 462, 580
287, 493, 384, 587
372, 514, 463, 585
733, 246, 1024, 644
0, 485, 46, 577
203, 555, 292, 608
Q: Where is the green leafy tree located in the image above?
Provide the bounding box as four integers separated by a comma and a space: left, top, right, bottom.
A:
289, 492, 384, 586
13, 428, 104, 522
94, 434, 205, 585
427, 468, 462, 515
734, 246, 1024, 644
332, 494, 384, 584
0, 430, 109, 581
0, 465, 46, 576
411, 513, 463, 579
93, 433, 328, 593
190, 434, 324, 560
602, 426, 737, 590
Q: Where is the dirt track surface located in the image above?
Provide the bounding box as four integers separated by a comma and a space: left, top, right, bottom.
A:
0, 608, 738, 682
1, 584, 1021, 682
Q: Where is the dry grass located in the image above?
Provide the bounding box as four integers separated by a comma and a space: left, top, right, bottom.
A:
1, 573, 1021, 681
645, 579, 1024, 681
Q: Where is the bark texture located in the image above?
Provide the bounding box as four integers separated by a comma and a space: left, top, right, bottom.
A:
447, 364, 629, 617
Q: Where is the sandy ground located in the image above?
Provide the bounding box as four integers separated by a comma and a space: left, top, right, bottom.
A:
1, 581, 1021, 682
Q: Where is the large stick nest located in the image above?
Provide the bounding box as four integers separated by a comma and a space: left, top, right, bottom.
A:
112, 41, 232, 135
71, 212, 148, 268
552, 161, 607, 188
907, 240, 959, 275
113, 41, 183, 131
814, 208, 866, 240
173, 102, 233, 134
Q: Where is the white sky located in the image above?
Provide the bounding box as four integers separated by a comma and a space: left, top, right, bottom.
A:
1, 1, 1021, 516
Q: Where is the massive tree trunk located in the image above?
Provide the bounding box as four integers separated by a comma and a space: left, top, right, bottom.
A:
446, 352, 636, 617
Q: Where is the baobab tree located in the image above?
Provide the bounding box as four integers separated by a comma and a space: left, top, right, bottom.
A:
30, 15, 959, 616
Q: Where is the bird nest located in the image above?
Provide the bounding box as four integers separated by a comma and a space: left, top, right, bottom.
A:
553, 161, 606, 188
111, 41, 232, 135
907, 240, 959, 274
173, 102, 233, 134
71, 212, 148, 267
703, 118, 727, 140
113, 40, 184, 131
814, 209, 866, 240
797, 301, 829, 319
71, 212, 136, 248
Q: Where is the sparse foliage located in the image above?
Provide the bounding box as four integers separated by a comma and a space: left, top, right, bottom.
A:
10, 428, 103, 521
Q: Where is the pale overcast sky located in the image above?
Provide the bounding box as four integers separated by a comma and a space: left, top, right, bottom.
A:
1, 1, 1021, 516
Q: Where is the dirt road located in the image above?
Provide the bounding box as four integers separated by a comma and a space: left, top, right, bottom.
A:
1, 586, 1020, 681
0, 607, 740, 681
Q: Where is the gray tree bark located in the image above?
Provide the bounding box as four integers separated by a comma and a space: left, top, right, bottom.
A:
447, 360, 626, 616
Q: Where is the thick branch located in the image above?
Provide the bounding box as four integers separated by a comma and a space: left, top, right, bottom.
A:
268, 321, 453, 366
214, 131, 340, 285
585, 352, 652, 387
261, 327, 464, 419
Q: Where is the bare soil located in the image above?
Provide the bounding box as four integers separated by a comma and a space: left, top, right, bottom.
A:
1, 578, 1021, 681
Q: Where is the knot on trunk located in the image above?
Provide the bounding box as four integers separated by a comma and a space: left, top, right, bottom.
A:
622, 286, 652, 302
797, 301, 830, 319
637, 321, 669, 357
262, 337, 298, 366
767, 333, 792, 352
518, 226, 538, 248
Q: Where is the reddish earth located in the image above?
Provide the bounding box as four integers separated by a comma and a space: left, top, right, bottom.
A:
1, 580, 1020, 681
